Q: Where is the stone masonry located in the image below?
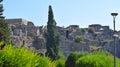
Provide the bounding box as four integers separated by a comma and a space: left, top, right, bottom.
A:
6, 18, 120, 58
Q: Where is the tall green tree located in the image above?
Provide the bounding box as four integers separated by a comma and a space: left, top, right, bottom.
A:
0, 0, 10, 43
46, 5, 60, 60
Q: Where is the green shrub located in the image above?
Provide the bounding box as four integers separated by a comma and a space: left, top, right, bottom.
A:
91, 50, 111, 56
65, 52, 88, 67
75, 35, 83, 42
65, 51, 120, 67
0, 40, 4, 46
76, 55, 113, 67
65, 52, 77, 67
0, 45, 53, 67
54, 59, 65, 67
88, 29, 94, 33
58, 51, 65, 59
76, 51, 120, 67
76, 52, 89, 58
80, 28, 85, 33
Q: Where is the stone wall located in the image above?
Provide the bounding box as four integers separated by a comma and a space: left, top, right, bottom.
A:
6, 18, 28, 26
7, 19, 120, 58
7, 18, 46, 55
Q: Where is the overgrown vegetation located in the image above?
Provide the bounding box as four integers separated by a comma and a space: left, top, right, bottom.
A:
75, 35, 83, 43
0, 44, 120, 67
0, 45, 55, 67
65, 52, 88, 67
54, 59, 65, 67
76, 55, 113, 67
65, 51, 120, 67
88, 28, 94, 33
65, 52, 78, 67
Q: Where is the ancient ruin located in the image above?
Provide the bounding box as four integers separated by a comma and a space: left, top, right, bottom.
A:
6, 18, 120, 57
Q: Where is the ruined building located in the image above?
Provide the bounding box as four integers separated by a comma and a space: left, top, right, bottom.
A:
6, 18, 120, 58
6, 18, 46, 56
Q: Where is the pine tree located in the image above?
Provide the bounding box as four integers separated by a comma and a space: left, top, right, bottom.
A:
46, 5, 60, 60
0, 0, 10, 43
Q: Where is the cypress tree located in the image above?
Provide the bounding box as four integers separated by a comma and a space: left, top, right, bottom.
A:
46, 5, 60, 60
0, 0, 10, 43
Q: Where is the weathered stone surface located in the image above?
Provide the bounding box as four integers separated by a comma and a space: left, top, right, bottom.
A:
7, 18, 47, 55
7, 19, 120, 58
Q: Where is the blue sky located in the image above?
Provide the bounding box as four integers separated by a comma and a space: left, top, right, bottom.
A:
3, 0, 120, 30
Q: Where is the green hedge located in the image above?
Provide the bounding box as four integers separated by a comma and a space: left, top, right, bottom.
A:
54, 59, 65, 67
0, 45, 54, 67
65, 52, 88, 67
1, 44, 120, 67
76, 52, 120, 67
65, 51, 120, 67
65, 52, 78, 67
76, 55, 113, 67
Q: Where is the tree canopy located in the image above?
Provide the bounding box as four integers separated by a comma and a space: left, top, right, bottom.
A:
46, 5, 60, 60
0, 0, 10, 43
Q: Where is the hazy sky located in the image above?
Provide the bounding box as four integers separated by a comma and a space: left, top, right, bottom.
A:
3, 0, 120, 30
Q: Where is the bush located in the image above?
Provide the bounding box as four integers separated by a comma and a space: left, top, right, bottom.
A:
80, 28, 85, 33
38, 57, 55, 67
65, 52, 78, 67
76, 51, 120, 67
58, 51, 65, 59
88, 29, 94, 33
54, 59, 65, 67
65, 52, 89, 67
0, 45, 54, 67
75, 35, 83, 43
91, 50, 111, 56
0, 40, 4, 46
76, 55, 113, 67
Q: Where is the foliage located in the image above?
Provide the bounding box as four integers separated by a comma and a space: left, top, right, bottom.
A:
76, 52, 89, 58
0, 40, 4, 46
1, 45, 120, 67
76, 51, 120, 67
54, 59, 65, 67
76, 55, 113, 67
58, 51, 65, 59
75, 35, 83, 42
65, 51, 120, 67
88, 28, 94, 33
0, 45, 54, 67
80, 28, 86, 33
91, 50, 111, 56
65, 52, 78, 67
0, 0, 10, 43
46, 5, 60, 60
65, 52, 88, 67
